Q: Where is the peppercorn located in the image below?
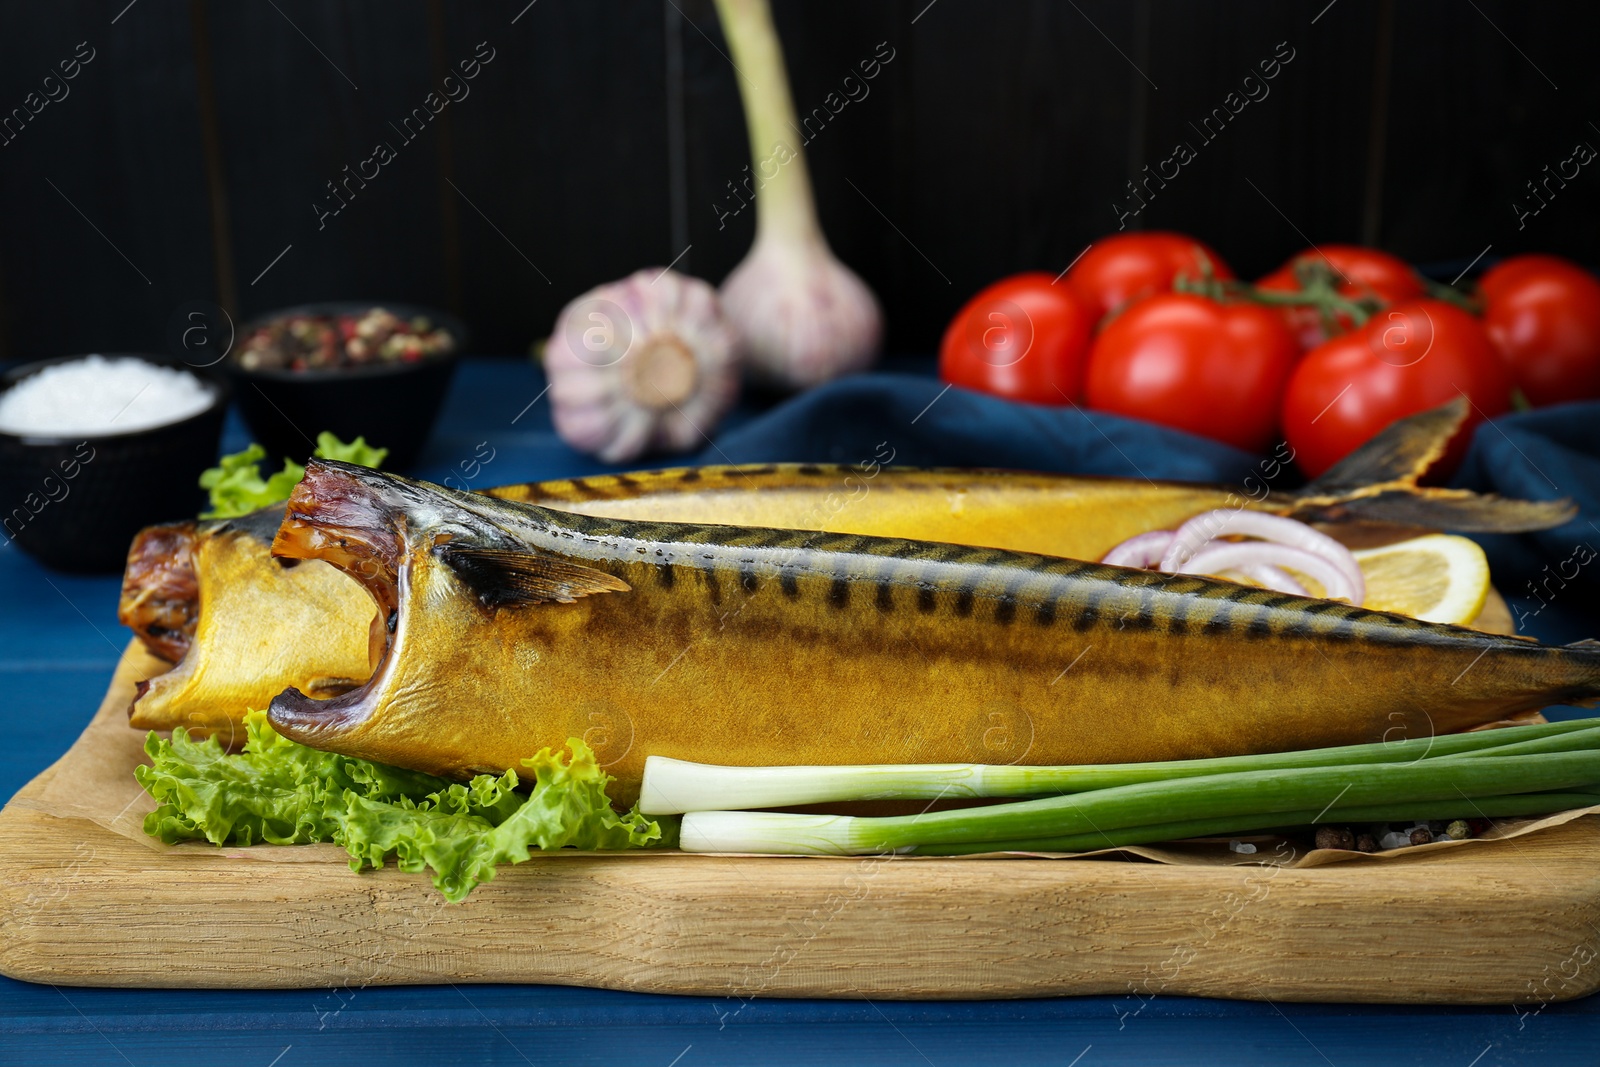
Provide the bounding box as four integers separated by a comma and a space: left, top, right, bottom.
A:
1314, 826, 1356, 851
1409, 827, 1433, 846
1445, 819, 1472, 841
1355, 833, 1378, 853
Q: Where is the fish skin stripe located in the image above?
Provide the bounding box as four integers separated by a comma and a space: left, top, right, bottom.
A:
1120, 601, 1159, 632
1317, 614, 1359, 641
808, 530, 868, 555
1163, 576, 1212, 595
1157, 585, 1199, 635
876, 581, 895, 613
756, 528, 805, 549
1359, 609, 1406, 627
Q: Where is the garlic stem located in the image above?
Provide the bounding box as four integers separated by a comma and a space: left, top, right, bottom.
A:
713, 0, 822, 246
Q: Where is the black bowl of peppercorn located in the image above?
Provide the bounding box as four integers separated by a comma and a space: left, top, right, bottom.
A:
228, 302, 466, 470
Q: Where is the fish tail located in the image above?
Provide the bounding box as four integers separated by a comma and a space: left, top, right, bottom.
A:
1301, 397, 1467, 495
1558, 639, 1600, 707
1288, 398, 1575, 533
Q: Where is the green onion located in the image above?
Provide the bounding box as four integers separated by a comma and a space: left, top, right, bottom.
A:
676, 749, 1600, 855
639, 720, 1600, 815
907, 793, 1600, 856
1437, 726, 1600, 760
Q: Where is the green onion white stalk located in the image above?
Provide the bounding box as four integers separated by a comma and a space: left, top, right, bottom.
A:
639, 720, 1600, 814
682, 792, 1600, 856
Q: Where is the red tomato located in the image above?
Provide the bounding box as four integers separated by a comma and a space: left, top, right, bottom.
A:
1083, 292, 1299, 452
938, 272, 1096, 405
1478, 254, 1600, 407
1065, 232, 1234, 322
1282, 299, 1514, 478
1256, 245, 1427, 349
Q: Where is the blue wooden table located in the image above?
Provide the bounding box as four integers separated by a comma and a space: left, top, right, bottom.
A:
3, 357, 1597, 1066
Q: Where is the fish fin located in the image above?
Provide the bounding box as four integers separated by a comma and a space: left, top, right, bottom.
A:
1301, 398, 1467, 497
439, 545, 632, 607
1296, 489, 1578, 533
1290, 398, 1576, 533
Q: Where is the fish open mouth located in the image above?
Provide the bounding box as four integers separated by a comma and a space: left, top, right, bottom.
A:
118, 522, 201, 663
267, 460, 407, 740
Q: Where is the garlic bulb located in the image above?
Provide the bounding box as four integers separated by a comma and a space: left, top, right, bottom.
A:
721, 235, 883, 390
545, 269, 739, 463
714, 0, 884, 390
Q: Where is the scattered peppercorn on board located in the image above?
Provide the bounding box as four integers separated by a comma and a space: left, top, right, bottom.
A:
2, 640, 1598, 1003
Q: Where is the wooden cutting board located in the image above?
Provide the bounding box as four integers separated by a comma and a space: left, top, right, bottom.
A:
2, 640, 1598, 1004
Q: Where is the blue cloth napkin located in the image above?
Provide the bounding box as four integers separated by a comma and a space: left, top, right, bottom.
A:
1453, 402, 1600, 618
698, 374, 1600, 623
706, 374, 1261, 481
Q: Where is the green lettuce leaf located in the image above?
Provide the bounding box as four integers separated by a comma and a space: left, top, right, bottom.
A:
338, 743, 661, 901
137, 712, 662, 902
136, 711, 450, 846
197, 433, 388, 519
198, 444, 305, 519
312, 431, 388, 469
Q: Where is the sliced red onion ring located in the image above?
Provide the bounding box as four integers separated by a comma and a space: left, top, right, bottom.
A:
1237, 563, 1311, 597
1100, 530, 1176, 568
1177, 542, 1364, 604
1103, 509, 1366, 603
1159, 509, 1364, 600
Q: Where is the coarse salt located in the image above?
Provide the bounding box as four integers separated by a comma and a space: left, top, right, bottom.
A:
0, 356, 213, 436
1379, 831, 1412, 851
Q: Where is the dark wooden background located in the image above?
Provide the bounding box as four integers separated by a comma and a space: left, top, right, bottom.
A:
0, 0, 1595, 362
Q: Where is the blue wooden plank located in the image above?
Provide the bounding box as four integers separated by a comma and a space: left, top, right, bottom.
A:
0, 667, 118, 802
3, 988, 1597, 1065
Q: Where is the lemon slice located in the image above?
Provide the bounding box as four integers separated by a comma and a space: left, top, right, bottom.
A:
1351, 534, 1491, 625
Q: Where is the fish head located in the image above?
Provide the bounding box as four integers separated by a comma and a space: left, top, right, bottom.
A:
120, 520, 200, 663
266, 460, 630, 775
122, 504, 379, 737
